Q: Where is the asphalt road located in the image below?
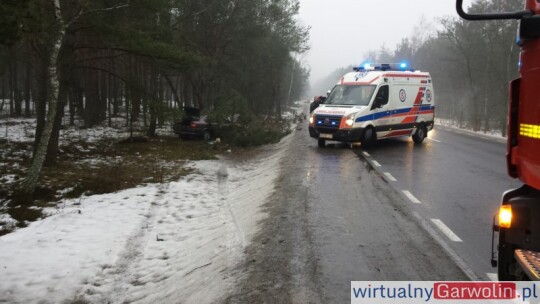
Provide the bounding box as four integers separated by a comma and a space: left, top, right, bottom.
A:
357, 126, 522, 281
227, 123, 468, 304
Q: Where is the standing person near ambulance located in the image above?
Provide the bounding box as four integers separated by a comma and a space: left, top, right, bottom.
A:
308, 63, 435, 148
309, 95, 326, 113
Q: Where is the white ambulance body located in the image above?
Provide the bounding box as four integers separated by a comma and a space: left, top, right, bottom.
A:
308, 66, 435, 147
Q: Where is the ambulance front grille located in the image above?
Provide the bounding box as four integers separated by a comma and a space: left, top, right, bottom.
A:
315, 115, 341, 130
317, 127, 339, 134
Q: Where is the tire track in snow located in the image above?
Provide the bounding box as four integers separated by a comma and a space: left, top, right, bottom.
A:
79, 185, 165, 303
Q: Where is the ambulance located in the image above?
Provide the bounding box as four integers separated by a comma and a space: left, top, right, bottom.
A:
308, 63, 435, 148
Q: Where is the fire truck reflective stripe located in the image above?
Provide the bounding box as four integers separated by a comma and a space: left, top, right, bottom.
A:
520, 124, 540, 139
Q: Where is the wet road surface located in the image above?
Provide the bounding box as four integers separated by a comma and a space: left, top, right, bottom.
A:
358, 126, 521, 281
226, 124, 468, 303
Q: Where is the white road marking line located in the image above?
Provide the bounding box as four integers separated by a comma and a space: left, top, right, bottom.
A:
411, 211, 480, 281
362, 151, 371, 157
372, 160, 381, 167
486, 273, 498, 281
427, 138, 441, 143
431, 219, 463, 242
384, 172, 397, 182
402, 190, 422, 204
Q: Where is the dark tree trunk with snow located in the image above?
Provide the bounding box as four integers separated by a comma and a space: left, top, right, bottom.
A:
13, 0, 65, 202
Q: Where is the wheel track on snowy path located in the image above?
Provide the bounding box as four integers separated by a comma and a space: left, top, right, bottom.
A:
76, 184, 167, 303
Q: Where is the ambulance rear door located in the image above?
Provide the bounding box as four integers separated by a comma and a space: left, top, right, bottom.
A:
388, 83, 419, 136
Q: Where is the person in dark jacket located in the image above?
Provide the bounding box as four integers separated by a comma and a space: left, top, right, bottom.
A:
309, 95, 326, 113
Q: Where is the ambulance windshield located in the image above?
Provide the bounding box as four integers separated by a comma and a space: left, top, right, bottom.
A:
325, 85, 376, 106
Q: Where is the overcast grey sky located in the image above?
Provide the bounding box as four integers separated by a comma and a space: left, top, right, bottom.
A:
297, 0, 474, 83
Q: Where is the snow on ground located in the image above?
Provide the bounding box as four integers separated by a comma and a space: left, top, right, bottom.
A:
0, 118, 36, 142
0, 134, 292, 304
0, 118, 167, 144
435, 118, 506, 142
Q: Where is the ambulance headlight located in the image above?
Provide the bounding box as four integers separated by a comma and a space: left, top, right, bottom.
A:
345, 113, 356, 127
309, 114, 314, 125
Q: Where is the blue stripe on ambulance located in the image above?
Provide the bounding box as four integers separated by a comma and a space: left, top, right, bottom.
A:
355, 105, 434, 123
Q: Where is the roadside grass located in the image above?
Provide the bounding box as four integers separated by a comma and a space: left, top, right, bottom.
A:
0, 136, 218, 234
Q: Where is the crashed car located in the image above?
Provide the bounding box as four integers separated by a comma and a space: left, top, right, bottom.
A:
173, 107, 213, 140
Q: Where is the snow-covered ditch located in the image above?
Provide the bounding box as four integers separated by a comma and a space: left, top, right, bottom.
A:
0, 134, 293, 303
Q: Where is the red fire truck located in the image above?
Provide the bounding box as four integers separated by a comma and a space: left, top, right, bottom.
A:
457, 0, 540, 280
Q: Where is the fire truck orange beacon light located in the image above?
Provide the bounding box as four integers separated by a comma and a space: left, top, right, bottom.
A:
499, 205, 512, 229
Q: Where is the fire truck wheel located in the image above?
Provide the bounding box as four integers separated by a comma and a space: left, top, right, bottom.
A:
318, 139, 326, 148
413, 124, 426, 144
361, 127, 375, 148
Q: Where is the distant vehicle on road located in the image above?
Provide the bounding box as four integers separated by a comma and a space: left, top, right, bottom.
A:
309, 63, 435, 148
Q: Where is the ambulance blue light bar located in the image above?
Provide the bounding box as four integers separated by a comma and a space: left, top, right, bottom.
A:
353, 62, 372, 72
353, 62, 415, 72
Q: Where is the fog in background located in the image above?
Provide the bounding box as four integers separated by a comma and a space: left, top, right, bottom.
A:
298, 0, 474, 87
298, 0, 522, 136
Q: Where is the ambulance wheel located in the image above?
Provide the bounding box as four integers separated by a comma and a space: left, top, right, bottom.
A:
413, 125, 426, 144
361, 127, 375, 148
318, 139, 326, 148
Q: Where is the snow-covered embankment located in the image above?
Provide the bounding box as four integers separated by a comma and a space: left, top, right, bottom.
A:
0, 133, 295, 304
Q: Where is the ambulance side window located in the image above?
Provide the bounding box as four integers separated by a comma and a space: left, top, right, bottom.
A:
372, 85, 389, 109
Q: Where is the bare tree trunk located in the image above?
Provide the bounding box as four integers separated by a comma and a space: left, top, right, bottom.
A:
24, 62, 32, 117
99, 70, 107, 123
45, 82, 67, 165
147, 104, 157, 137
9, 61, 15, 117
13, 62, 23, 117
163, 73, 181, 110
157, 74, 164, 128
14, 0, 65, 202
286, 57, 297, 108
1, 76, 5, 113
112, 77, 119, 117
108, 58, 113, 127
34, 55, 50, 156
68, 88, 75, 125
